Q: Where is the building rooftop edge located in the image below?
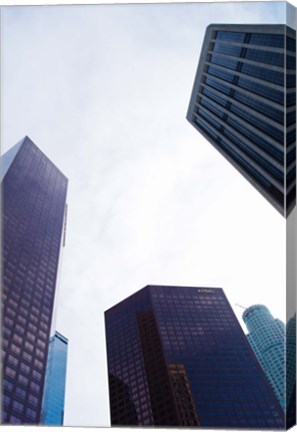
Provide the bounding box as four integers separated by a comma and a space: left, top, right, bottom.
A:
54, 330, 69, 343
20, 135, 69, 182
242, 304, 270, 318
104, 285, 224, 314
206, 23, 296, 34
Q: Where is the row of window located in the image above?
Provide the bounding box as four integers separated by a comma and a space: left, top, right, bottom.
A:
215, 31, 285, 49
4, 251, 59, 279
4, 297, 51, 322
199, 94, 282, 156
206, 67, 284, 105
4, 306, 49, 331
4, 365, 42, 384
212, 43, 286, 68
9, 151, 66, 192
5, 249, 58, 272
194, 116, 284, 206
4, 199, 65, 234
208, 53, 285, 86
5, 180, 66, 217
214, 31, 295, 57
5, 286, 53, 310
204, 74, 284, 125
197, 105, 284, 185
151, 292, 225, 300
3, 396, 37, 421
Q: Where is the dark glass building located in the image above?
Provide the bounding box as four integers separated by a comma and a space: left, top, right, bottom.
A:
105, 285, 285, 428
187, 24, 296, 217
41, 331, 68, 425
1, 136, 68, 424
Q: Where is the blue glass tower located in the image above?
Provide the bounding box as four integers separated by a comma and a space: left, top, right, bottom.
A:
105, 285, 284, 428
242, 305, 285, 410
41, 331, 68, 425
187, 24, 296, 217
1, 137, 68, 424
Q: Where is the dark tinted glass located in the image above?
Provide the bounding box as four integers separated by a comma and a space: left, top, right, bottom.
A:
2, 138, 68, 424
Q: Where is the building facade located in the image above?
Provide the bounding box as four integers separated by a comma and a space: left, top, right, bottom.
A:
1, 137, 68, 424
187, 24, 296, 217
242, 305, 285, 410
41, 331, 68, 425
105, 285, 284, 428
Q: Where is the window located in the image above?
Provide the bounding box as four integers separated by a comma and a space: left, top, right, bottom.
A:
12, 401, 24, 413
28, 323, 37, 333
26, 408, 37, 420
4, 316, 14, 327
34, 359, 43, 370
7, 355, 18, 367
216, 31, 245, 43
12, 334, 22, 345
23, 352, 32, 362
15, 387, 26, 399
30, 382, 40, 393
27, 332, 36, 343
11, 344, 21, 355
10, 415, 21, 424
28, 394, 38, 406
35, 348, 45, 359
38, 330, 47, 340
37, 340, 46, 349
24, 341, 34, 352
32, 370, 41, 381
5, 366, 16, 379
17, 315, 26, 326
15, 324, 25, 335
20, 363, 30, 374
3, 379, 13, 392
30, 314, 38, 325
18, 374, 29, 386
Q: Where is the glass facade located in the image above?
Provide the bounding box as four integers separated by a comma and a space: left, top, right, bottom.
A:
1, 137, 68, 424
187, 24, 296, 217
41, 331, 68, 425
105, 285, 285, 428
242, 306, 286, 410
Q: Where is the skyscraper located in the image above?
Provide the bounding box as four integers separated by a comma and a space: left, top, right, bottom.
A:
41, 331, 68, 425
105, 285, 284, 428
242, 305, 285, 410
1, 136, 68, 424
187, 24, 296, 217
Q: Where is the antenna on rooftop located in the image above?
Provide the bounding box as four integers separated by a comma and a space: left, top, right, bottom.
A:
235, 303, 247, 311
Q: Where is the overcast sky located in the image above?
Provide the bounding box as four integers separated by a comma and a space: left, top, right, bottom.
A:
2, 1, 295, 427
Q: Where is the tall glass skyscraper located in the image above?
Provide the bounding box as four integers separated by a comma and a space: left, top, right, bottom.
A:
242, 305, 285, 410
187, 24, 296, 217
41, 331, 68, 425
1, 136, 68, 424
105, 285, 284, 428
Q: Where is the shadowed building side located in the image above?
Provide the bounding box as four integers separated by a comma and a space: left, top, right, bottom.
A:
108, 374, 138, 425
